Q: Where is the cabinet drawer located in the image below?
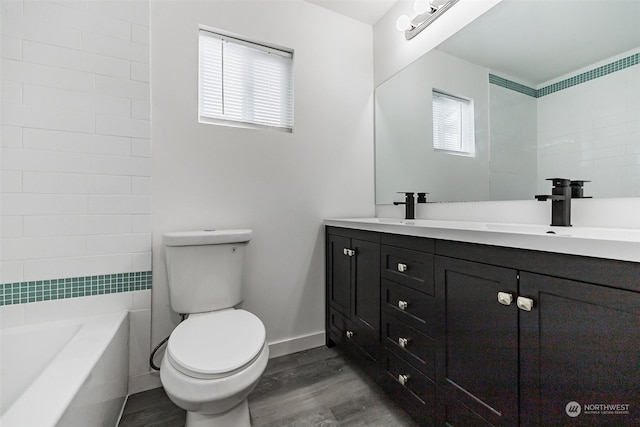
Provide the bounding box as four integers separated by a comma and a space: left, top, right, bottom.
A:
381, 245, 434, 294
382, 313, 435, 379
328, 307, 379, 362
382, 279, 437, 335
384, 350, 436, 421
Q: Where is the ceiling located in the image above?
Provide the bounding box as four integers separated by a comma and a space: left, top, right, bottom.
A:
304, 0, 398, 25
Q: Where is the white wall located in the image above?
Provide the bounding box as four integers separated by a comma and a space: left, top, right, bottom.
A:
1, 0, 153, 393
373, 0, 640, 229
151, 0, 375, 357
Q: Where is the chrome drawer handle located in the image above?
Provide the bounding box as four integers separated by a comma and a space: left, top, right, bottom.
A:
497, 292, 513, 306
346, 330, 354, 338
398, 300, 408, 310
398, 337, 409, 348
343, 248, 355, 257
398, 374, 409, 386
517, 296, 534, 312
397, 263, 408, 272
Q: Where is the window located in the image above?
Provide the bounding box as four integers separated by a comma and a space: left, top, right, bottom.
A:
198, 28, 294, 131
432, 90, 475, 156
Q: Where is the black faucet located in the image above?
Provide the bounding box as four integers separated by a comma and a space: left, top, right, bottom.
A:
393, 192, 428, 220
535, 178, 572, 226
570, 180, 591, 199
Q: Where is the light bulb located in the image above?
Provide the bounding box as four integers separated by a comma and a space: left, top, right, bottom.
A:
413, 0, 431, 15
396, 15, 411, 32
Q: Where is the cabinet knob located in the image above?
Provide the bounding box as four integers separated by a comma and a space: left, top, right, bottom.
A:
346, 330, 354, 338
517, 296, 534, 311
398, 300, 409, 310
398, 337, 409, 348
497, 292, 513, 306
343, 248, 355, 257
398, 374, 409, 386
397, 263, 408, 272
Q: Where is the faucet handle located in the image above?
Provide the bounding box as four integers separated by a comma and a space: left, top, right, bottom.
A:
546, 178, 571, 187
570, 180, 592, 198
417, 192, 429, 203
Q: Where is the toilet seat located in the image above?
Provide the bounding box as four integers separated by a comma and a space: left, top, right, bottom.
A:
166, 309, 266, 380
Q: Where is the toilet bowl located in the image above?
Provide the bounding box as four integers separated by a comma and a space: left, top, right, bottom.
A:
160, 309, 269, 427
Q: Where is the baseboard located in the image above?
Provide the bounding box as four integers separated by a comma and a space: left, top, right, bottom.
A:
267, 331, 326, 359
128, 370, 162, 395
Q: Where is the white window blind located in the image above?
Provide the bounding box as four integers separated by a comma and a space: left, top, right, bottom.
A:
432, 90, 475, 156
199, 29, 294, 131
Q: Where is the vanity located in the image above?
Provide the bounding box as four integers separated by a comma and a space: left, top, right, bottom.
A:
324, 219, 640, 426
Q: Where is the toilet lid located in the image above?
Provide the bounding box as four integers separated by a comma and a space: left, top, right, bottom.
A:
167, 310, 266, 379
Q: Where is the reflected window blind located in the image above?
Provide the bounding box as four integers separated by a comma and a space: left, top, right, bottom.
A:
432, 90, 474, 155
199, 30, 294, 131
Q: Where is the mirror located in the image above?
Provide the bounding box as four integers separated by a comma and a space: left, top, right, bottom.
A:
375, 0, 640, 204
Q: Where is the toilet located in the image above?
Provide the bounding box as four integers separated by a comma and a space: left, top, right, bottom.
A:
160, 229, 269, 427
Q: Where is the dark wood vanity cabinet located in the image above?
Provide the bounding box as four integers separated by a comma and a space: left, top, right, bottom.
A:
326, 227, 381, 367
325, 226, 640, 426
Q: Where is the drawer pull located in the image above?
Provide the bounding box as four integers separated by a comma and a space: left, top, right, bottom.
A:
397, 263, 408, 272
398, 337, 409, 348
343, 248, 355, 257
398, 374, 409, 386
398, 300, 409, 310
346, 330, 354, 338
497, 292, 513, 306
517, 296, 534, 312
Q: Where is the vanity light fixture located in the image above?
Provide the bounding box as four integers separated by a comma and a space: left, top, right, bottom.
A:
396, 0, 460, 40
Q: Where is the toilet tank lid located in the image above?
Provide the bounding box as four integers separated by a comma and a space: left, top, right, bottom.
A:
163, 229, 252, 247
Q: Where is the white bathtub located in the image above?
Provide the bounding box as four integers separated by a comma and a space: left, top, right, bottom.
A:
0, 311, 129, 427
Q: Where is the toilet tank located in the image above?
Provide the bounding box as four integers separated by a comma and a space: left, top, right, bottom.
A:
162, 229, 252, 314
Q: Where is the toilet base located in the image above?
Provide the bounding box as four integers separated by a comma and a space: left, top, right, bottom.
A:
186, 399, 250, 427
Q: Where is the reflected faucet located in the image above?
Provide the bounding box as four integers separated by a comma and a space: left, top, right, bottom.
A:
393, 192, 428, 220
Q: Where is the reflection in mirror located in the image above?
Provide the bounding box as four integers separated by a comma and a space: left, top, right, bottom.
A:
375, 0, 640, 204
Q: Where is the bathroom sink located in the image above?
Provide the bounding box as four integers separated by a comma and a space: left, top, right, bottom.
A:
484, 223, 640, 242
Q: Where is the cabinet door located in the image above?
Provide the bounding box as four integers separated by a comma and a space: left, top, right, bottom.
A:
327, 234, 351, 316
436, 256, 519, 426
519, 272, 640, 426
352, 238, 380, 333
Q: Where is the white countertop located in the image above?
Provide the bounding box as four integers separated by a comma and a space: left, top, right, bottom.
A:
324, 218, 640, 263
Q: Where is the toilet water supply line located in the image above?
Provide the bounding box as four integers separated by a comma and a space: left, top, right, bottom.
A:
149, 313, 188, 371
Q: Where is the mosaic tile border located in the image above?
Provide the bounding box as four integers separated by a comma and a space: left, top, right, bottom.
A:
0, 271, 152, 306
490, 52, 639, 98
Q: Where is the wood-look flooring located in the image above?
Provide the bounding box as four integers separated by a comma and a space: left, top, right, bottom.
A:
119, 345, 417, 427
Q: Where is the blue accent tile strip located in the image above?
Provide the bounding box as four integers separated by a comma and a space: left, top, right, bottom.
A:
490, 52, 639, 98
0, 271, 152, 306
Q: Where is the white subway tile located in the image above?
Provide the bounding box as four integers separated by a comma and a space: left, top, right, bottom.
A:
131, 100, 150, 120
1, 35, 22, 60
88, 195, 151, 215
1, 170, 22, 193
23, 84, 131, 117
129, 308, 151, 377
132, 252, 152, 272
1, 0, 23, 20
0, 304, 26, 329
88, 0, 148, 26
82, 31, 148, 63
86, 215, 132, 235
23, 129, 131, 156
22, 172, 89, 194
2, 148, 90, 173
131, 177, 152, 195
2, 13, 82, 49
2, 103, 95, 133
90, 154, 151, 176
86, 233, 151, 255
88, 174, 132, 195
96, 115, 150, 139
24, 215, 88, 237
1, 126, 23, 148
1, 194, 88, 216
1, 58, 95, 92
2, 236, 86, 261
23, 40, 130, 79
1, 81, 22, 105
1, 216, 23, 238
95, 75, 149, 100
0, 261, 24, 284
131, 138, 151, 158
131, 215, 151, 233
131, 24, 149, 45
22, 290, 134, 323
130, 61, 149, 83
